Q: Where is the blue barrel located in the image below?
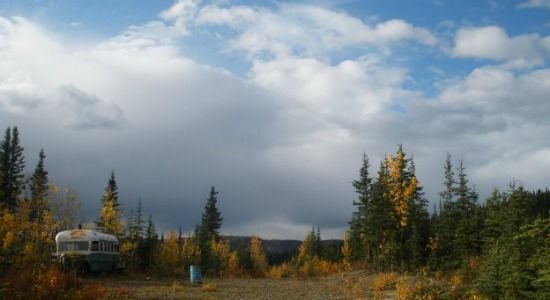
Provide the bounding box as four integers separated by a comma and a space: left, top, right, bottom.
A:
190, 265, 202, 284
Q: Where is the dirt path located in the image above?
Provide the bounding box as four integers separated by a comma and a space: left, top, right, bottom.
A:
85, 271, 392, 299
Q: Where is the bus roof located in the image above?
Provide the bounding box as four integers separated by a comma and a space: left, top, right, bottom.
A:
55, 229, 118, 243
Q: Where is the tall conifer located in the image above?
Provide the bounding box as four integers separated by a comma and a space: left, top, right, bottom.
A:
349, 152, 372, 261
30, 149, 49, 221
96, 171, 122, 235
0, 127, 25, 210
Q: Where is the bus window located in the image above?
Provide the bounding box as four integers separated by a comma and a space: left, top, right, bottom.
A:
91, 241, 99, 251
58, 241, 89, 252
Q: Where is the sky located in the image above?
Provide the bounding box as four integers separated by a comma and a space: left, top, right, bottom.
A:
0, 0, 549, 239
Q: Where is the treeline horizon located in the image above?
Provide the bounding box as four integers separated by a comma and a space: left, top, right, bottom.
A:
1, 125, 549, 299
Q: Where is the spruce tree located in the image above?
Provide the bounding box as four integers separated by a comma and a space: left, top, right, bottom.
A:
349, 152, 372, 261
141, 214, 158, 268
365, 160, 396, 271
196, 186, 223, 274
30, 149, 49, 221
0, 127, 25, 211
402, 158, 430, 270
454, 159, 481, 262
102, 171, 120, 208
432, 153, 459, 269
129, 199, 145, 240
199, 186, 223, 241
440, 153, 456, 203
96, 171, 122, 235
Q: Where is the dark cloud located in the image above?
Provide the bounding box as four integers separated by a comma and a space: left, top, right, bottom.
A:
60, 85, 127, 130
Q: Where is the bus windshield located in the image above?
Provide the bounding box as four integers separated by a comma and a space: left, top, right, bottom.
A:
58, 241, 89, 252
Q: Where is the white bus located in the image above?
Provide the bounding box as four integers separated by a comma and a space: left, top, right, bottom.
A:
55, 229, 119, 274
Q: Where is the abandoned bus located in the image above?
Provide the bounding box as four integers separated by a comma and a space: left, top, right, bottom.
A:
55, 229, 119, 274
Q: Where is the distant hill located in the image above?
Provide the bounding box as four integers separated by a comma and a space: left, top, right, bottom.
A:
223, 236, 343, 264
224, 236, 301, 253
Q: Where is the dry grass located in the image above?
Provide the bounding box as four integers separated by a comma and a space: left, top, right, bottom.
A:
83, 271, 378, 299
77, 270, 476, 299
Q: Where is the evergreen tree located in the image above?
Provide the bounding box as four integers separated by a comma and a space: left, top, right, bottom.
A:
453, 159, 481, 261
402, 158, 430, 270
440, 153, 456, 203
528, 189, 550, 219
194, 186, 223, 275
198, 186, 223, 241
142, 214, 158, 268
30, 149, 49, 221
431, 153, 460, 269
96, 171, 123, 235
298, 227, 322, 260
0, 127, 25, 211
349, 152, 372, 261
102, 171, 120, 208
365, 160, 395, 271
129, 199, 145, 240
478, 184, 536, 299
125, 199, 146, 269
315, 226, 322, 257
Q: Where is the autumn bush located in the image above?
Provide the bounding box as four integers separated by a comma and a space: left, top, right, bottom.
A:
1, 265, 86, 300
266, 262, 293, 278
296, 257, 340, 277
395, 277, 414, 300
370, 272, 402, 300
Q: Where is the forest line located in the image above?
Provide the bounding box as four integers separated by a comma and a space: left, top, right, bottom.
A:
0, 126, 549, 299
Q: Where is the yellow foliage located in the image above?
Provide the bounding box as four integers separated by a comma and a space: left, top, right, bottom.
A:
100, 199, 122, 235
2, 231, 16, 250
202, 283, 217, 292
372, 272, 398, 291
157, 231, 183, 274
396, 278, 413, 300
227, 251, 243, 277
297, 257, 340, 277
0, 200, 57, 270
385, 148, 418, 227
266, 262, 293, 278
171, 280, 183, 292
249, 235, 268, 276
182, 237, 201, 266
341, 231, 352, 272
211, 238, 232, 276
1, 265, 94, 299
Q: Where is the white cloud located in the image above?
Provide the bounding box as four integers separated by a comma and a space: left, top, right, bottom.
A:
400, 65, 550, 195
250, 55, 409, 124
159, 0, 199, 21
194, 3, 436, 59
450, 26, 550, 65
518, 0, 550, 9
159, 0, 200, 35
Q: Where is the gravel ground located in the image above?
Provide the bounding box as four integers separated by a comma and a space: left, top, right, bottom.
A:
87, 271, 395, 299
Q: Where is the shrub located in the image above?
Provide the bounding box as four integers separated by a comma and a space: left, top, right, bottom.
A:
371, 272, 398, 291
395, 277, 413, 300
297, 257, 340, 277
202, 283, 217, 292
266, 262, 293, 278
